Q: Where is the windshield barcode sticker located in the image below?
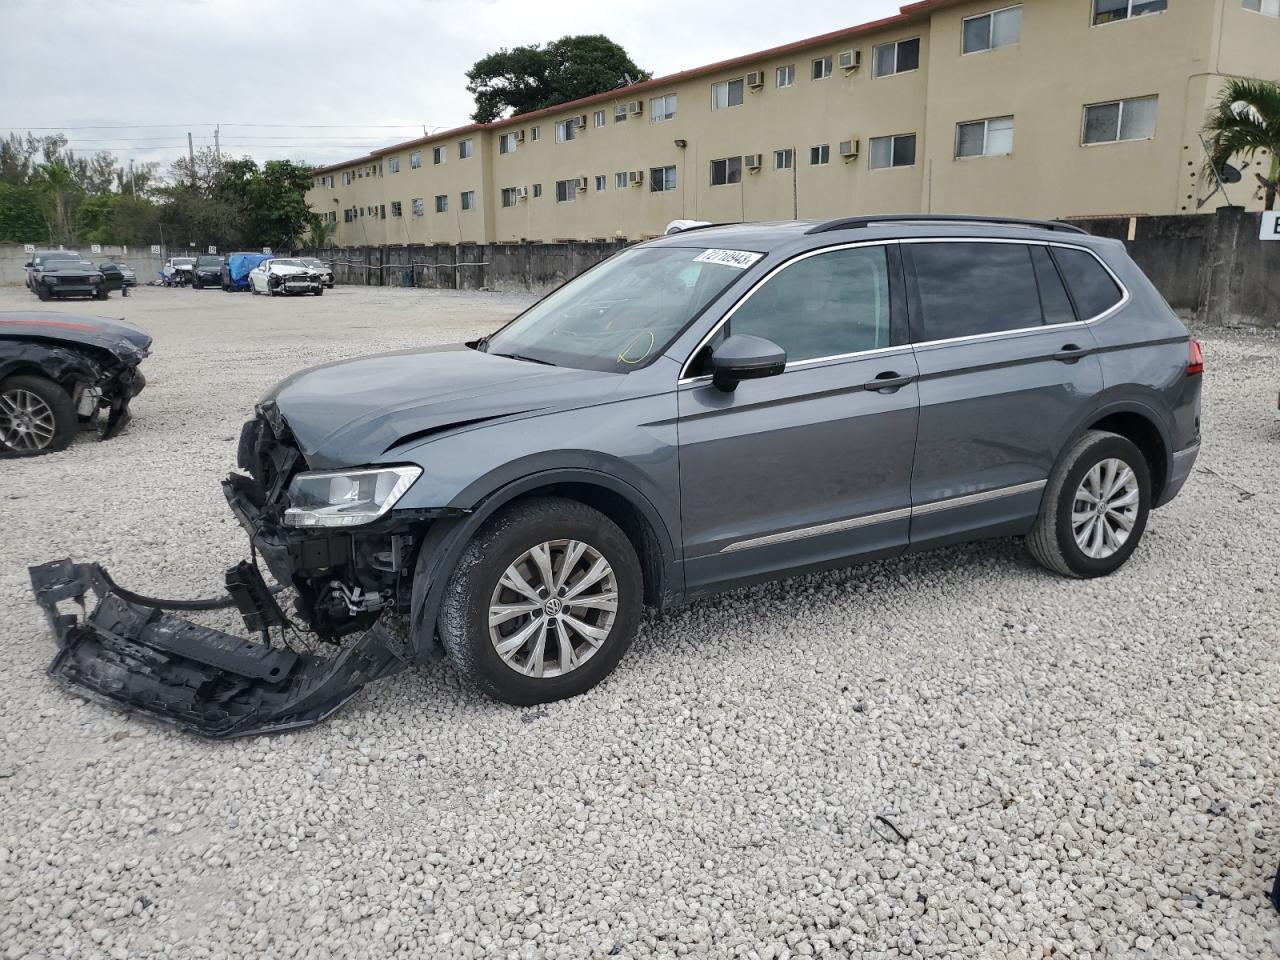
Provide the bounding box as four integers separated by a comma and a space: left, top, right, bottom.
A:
694, 249, 763, 269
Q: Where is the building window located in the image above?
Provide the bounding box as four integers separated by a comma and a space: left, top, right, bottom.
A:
379, 204, 386, 219
501, 187, 519, 207
411, 198, 424, 216
555, 119, 577, 143
343, 209, 352, 223
342, 172, 351, 185
873, 37, 921, 77
711, 78, 745, 110
595, 174, 607, 191
1243, 0, 1280, 15
594, 110, 606, 127
532, 183, 543, 198
963, 5, 1022, 53
615, 171, 628, 188
387, 157, 401, 174
460, 190, 475, 210
1083, 95, 1157, 144
710, 156, 743, 185
869, 133, 917, 169
499, 133, 517, 154
774, 148, 794, 170
390, 200, 402, 217
410, 151, 422, 169
1092, 0, 1166, 25
650, 94, 678, 122
614, 105, 627, 122
777, 64, 795, 87
432, 146, 445, 165
555, 179, 578, 202
434, 194, 448, 213
650, 165, 677, 192
530, 125, 541, 141
956, 116, 1015, 157
812, 56, 833, 80
809, 144, 830, 166
459, 139, 474, 159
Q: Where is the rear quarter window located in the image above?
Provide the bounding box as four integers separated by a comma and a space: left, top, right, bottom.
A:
1051, 247, 1123, 319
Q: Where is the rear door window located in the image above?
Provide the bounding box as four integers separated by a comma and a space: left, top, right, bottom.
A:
1051, 246, 1123, 319
1030, 246, 1077, 324
908, 242, 1043, 340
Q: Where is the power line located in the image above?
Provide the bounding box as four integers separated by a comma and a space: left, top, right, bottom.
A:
2, 122, 429, 131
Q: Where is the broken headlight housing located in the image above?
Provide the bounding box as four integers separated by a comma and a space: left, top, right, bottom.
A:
283, 465, 421, 528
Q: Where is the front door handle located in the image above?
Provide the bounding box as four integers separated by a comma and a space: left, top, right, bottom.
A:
865, 371, 915, 393
1053, 343, 1091, 364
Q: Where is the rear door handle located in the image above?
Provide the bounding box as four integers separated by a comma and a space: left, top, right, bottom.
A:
864, 371, 915, 393
1053, 343, 1092, 363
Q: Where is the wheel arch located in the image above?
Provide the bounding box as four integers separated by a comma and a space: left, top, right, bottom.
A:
1067, 397, 1172, 505
407, 468, 680, 661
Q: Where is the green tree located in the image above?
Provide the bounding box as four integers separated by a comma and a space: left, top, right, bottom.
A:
304, 214, 337, 249
466, 35, 650, 123
35, 162, 82, 245
0, 183, 49, 242
1205, 78, 1280, 210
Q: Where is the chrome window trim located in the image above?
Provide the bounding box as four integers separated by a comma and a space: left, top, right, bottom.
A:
678, 236, 1131, 381
717, 479, 1047, 553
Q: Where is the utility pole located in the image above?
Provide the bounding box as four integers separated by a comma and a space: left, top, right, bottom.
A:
129, 159, 137, 200
214, 125, 220, 161
188, 132, 195, 185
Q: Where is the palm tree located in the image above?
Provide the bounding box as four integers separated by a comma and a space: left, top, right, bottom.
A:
304, 214, 337, 251
1205, 78, 1280, 211
35, 162, 80, 245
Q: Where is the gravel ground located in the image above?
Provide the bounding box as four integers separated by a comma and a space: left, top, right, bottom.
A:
1, 283, 1277, 959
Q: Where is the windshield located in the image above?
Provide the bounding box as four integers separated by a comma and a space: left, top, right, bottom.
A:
482, 246, 753, 372
196, 256, 224, 266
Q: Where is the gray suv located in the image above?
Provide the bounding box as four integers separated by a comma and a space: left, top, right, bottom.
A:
31, 215, 1203, 737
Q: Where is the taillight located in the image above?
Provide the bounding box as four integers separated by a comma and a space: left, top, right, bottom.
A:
1187, 339, 1204, 376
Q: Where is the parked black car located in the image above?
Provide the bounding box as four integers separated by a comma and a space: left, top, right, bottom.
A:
96, 263, 125, 292
25, 251, 82, 291
0, 312, 150, 455
100, 262, 138, 287
29, 259, 108, 301
192, 255, 226, 289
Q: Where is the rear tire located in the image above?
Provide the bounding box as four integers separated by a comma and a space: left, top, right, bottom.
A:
1028, 430, 1151, 578
94, 288, 108, 300
0, 375, 77, 457
314, 286, 323, 296
438, 497, 643, 706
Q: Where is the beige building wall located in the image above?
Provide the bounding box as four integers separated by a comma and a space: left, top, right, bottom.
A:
307, 0, 1280, 246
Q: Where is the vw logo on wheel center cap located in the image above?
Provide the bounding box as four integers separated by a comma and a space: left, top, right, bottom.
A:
543, 597, 563, 617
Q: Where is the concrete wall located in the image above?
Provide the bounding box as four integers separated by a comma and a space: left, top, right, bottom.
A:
313, 209, 1280, 327
0, 243, 165, 287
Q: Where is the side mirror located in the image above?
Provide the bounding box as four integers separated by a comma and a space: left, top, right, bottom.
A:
24, 261, 32, 268
709, 334, 786, 391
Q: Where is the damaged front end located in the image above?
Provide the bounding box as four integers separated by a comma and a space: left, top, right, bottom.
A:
28, 404, 458, 738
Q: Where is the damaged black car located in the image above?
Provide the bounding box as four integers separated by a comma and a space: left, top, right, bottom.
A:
1, 312, 150, 455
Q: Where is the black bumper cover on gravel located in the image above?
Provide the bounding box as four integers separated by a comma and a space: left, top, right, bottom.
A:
29, 559, 406, 738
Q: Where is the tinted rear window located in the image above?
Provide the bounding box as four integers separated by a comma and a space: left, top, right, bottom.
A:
1030, 246, 1076, 324
1051, 247, 1123, 319
910, 242, 1042, 340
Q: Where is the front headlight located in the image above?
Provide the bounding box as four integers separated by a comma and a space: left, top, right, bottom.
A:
283, 465, 421, 527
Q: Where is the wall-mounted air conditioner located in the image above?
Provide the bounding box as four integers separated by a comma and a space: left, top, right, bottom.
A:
839, 138, 861, 160
746, 70, 764, 89
839, 50, 862, 72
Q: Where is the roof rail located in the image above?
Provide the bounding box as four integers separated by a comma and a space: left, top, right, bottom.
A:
806, 214, 1088, 236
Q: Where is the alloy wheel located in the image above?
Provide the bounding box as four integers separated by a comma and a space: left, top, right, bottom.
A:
488, 539, 619, 679
0, 388, 58, 451
1071, 458, 1139, 559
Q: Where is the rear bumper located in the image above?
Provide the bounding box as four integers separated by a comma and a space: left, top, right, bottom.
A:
1156, 441, 1200, 508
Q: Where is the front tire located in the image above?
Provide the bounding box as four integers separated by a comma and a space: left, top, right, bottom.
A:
314, 286, 323, 296
35, 285, 51, 302
0, 375, 77, 456
1028, 430, 1151, 578
438, 497, 643, 705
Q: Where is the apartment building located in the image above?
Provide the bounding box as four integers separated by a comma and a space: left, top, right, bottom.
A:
308, 0, 1280, 246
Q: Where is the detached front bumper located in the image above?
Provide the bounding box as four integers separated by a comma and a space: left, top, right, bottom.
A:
29, 559, 407, 738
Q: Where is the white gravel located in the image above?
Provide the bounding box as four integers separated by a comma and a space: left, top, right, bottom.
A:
1, 284, 1278, 959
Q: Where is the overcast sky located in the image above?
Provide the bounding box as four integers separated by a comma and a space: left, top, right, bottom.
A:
0, 0, 903, 175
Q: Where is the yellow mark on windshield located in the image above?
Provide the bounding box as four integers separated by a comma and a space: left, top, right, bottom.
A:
617, 331, 656, 365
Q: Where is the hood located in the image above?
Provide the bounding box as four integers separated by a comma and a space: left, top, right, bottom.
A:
262, 344, 622, 468
44, 261, 100, 275
0, 312, 152, 361
269, 264, 314, 276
